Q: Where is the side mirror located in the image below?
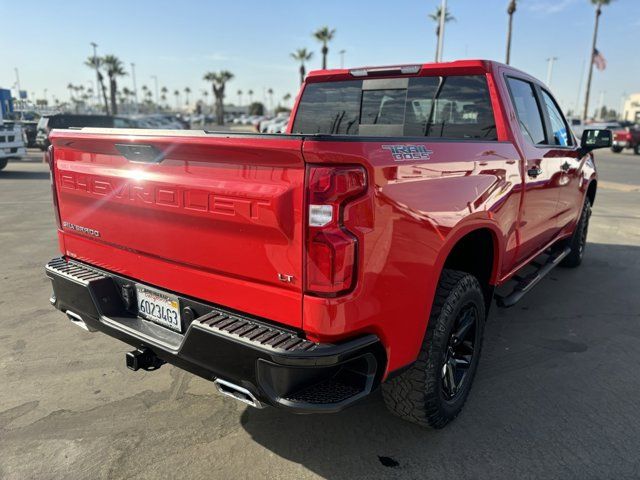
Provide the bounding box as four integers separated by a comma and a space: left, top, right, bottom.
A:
580, 128, 612, 154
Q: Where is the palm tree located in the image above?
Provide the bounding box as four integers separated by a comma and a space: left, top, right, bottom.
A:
102, 55, 126, 114
160, 87, 168, 107
283, 93, 292, 106
313, 27, 335, 69
204, 70, 234, 125
583, 0, 614, 121
85, 56, 110, 114
184, 87, 191, 106
173, 89, 180, 110
267, 88, 274, 113
290, 48, 314, 85
247, 89, 254, 105
428, 6, 455, 61
122, 87, 131, 109
505, 1, 518, 65
237, 89, 243, 106
67, 83, 75, 102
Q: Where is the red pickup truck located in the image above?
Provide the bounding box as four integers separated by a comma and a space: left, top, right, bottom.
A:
45, 60, 611, 428
611, 126, 640, 154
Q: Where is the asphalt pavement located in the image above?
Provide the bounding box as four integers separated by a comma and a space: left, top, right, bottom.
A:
1, 148, 639, 480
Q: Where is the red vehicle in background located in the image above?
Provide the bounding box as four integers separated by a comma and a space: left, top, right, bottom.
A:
45, 60, 611, 428
612, 125, 640, 154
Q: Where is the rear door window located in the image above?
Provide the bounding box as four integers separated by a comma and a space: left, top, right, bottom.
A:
506, 77, 546, 145
291, 75, 497, 140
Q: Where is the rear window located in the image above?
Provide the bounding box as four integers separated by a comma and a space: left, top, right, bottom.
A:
291, 75, 497, 140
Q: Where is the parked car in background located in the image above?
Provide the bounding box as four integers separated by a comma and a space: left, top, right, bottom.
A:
36, 114, 188, 150
266, 116, 289, 134
0, 110, 27, 171
36, 114, 136, 150
611, 125, 640, 154
45, 60, 610, 429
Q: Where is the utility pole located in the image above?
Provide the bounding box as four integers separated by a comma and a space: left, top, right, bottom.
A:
131, 62, 138, 113
339, 50, 346, 69
151, 75, 159, 112
545, 57, 558, 88
436, 0, 447, 62
90, 42, 100, 105
583, 4, 602, 122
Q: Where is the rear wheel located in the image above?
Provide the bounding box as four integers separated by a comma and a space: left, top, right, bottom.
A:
611, 146, 623, 153
560, 197, 592, 268
0, 158, 8, 171
382, 269, 486, 428
634, 144, 640, 155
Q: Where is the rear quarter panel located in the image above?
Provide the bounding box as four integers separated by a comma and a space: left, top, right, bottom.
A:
302, 138, 522, 373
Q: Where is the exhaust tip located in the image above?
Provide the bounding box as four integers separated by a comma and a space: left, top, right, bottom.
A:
65, 310, 97, 332
214, 378, 264, 409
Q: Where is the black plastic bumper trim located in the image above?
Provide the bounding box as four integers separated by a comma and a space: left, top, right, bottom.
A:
45, 257, 385, 413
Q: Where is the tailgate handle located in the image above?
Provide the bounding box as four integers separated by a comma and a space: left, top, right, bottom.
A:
115, 144, 165, 163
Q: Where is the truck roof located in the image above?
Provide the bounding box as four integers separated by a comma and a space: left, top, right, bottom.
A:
305, 59, 530, 83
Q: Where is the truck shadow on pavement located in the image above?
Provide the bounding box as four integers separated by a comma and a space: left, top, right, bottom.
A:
239, 242, 640, 479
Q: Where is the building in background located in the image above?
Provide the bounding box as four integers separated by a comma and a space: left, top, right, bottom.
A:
622, 93, 640, 123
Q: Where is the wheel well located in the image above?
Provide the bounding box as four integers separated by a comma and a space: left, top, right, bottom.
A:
443, 229, 496, 305
586, 180, 597, 206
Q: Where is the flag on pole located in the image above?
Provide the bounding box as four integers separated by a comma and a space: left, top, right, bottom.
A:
593, 48, 607, 71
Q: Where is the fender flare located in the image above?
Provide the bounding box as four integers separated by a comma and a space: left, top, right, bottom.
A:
432, 216, 505, 286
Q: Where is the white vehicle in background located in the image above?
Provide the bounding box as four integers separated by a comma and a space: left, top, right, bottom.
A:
266, 116, 290, 134
0, 109, 27, 171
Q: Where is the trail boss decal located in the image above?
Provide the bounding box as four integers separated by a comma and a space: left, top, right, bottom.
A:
382, 145, 433, 162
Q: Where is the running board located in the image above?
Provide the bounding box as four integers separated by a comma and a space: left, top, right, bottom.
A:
495, 246, 571, 308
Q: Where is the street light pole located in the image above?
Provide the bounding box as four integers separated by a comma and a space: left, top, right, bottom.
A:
14, 68, 23, 118
131, 62, 138, 114
545, 57, 558, 88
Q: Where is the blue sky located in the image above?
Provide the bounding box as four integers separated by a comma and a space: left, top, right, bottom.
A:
1, 0, 638, 116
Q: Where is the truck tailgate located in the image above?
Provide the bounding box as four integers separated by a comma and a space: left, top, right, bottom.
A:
50, 130, 305, 328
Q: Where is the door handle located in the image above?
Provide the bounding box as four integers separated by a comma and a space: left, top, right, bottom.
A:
527, 166, 542, 178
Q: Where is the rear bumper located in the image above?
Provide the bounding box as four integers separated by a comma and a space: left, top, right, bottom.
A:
613, 141, 631, 148
45, 257, 385, 413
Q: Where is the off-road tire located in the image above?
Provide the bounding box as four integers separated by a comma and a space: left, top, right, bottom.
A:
382, 269, 486, 429
0, 158, 8, 171
560, 197, 592, 268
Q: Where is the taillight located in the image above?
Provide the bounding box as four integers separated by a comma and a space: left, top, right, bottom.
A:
305, 165, 367, 296
46, 145, 62, 229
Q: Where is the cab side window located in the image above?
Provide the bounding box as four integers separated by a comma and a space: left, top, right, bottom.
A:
506, 77, 546, 145
541, 90, 573, 146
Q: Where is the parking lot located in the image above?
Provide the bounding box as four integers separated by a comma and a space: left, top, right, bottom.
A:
1, 148, 639, 480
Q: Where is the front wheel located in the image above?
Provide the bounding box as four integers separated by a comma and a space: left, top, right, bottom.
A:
560, 197, 592, 268
611, 146, 623, 153
382, 269, 486, 429
0, 158, 8, 171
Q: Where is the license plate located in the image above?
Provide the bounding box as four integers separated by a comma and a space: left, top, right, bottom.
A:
136, 286, 182, 332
